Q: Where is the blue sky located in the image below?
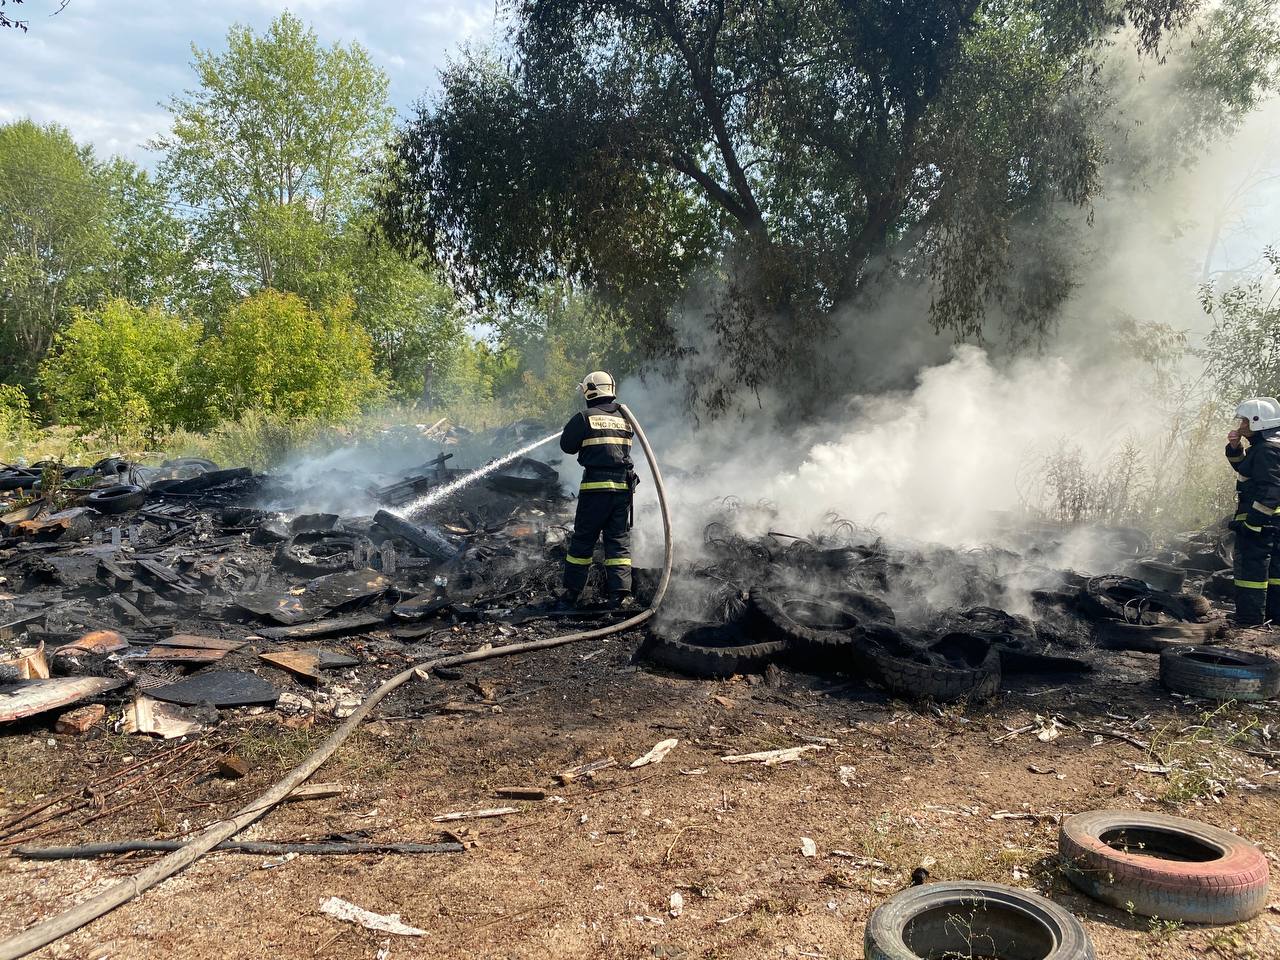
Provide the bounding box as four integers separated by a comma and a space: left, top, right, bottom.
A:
0, 0, 500, 165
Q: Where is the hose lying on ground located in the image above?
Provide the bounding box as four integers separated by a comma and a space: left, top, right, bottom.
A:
0, 402, 672, 960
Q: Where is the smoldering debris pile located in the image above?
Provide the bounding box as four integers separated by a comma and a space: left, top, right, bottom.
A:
0, 444, 584, 736
640, 500, 1257, 703
0, 440, 1269, 741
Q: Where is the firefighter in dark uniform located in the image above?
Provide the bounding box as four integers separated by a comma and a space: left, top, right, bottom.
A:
558, 371, 636, 609
1226, 397, 1280, 625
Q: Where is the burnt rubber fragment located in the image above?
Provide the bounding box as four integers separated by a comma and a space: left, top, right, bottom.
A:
275, 530, 372, 578
1080, 575, 1198, 624
864, 881, 1095, 960
644, 620, 784, 679
1158, 645, 1280, 701
1060, 809, 1270, 924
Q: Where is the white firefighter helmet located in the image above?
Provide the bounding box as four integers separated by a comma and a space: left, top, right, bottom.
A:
578, 370, 616, 401
1235, 397, 1280, 431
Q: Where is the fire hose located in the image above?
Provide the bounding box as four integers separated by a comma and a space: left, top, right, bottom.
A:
0, 403, 673, 959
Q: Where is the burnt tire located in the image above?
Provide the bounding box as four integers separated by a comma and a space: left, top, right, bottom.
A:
750, 591, 874, 670
1096, 620, 1224, 654
645, 621, 784, 679
863, 626, 1002, 704
1059, 809, 1270, 924
1158, 646, 1280, 702
85, 483, 146, 515
864, 881, 1095, 960
274, 531, 371, 578
1081, 575, 1197, 624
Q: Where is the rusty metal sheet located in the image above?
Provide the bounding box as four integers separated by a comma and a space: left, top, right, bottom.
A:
0, 677, 128, 723
54, 629, 130, 656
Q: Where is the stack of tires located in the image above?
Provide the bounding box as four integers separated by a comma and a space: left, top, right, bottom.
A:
644, 588, 1002, 703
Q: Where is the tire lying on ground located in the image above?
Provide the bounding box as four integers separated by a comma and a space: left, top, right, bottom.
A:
1096, 620, 1224, 654
85, 484, 146, 515
1060, 809, 1270, 924
864, 881, 1095, 960
1159, 646, 1280, 702
860, 624, 1002, 703
644, 621, 785, 679
751, 591, 865, 669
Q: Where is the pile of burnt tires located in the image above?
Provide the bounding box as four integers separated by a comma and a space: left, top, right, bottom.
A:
1079, 573, 1280, 702
864, 808, 1269, 958
644, 588, 1087, 703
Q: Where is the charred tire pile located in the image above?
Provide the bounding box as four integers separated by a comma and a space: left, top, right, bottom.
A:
275, 530, 372, 578
1159, 646, 1280, 702
0, 469, 39, 492
1080, 576, 1197, 624
864, 881, 1095, 960
85, 484, 146, 516
645, 621, 785, 679
1060, 810, 1270, 924
750, 590, 885, 670
859, 623, 1002, 704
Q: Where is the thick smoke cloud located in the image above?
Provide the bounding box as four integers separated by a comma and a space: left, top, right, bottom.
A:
623, 46, 1280, 570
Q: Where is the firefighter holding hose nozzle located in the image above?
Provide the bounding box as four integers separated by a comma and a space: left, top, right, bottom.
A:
1226, 397, 1280, 625
556, 371, 638, 610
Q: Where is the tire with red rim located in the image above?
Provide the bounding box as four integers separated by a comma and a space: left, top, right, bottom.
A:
1059, 809, 1270, 924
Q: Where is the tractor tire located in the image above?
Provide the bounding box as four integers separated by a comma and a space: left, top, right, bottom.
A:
1060, 809, 1270, 924
1159, 646, 1280, 702
864, 881, 1095, 959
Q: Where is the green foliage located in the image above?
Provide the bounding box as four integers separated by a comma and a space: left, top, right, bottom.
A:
37, 299, 202, 441
494, 283, 637, 422
98, 159, 199, 312
346, 230, 465, 403
0, 383, 35, 449
154, 12, 395, 297
1201, 248, 1280, 401
202, 289, 385, 422
165, 409, 356, 473
376, 0, 1262, 410
0, 119, 114, 387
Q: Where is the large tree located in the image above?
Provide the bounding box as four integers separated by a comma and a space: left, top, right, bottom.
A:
153, 12, 395, 299
378, 0, 1280, 410
0, 120, 112, 386
0, 120, 197, 388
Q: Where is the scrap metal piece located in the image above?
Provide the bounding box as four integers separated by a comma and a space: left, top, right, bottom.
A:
255, 613, 386, 642
55, 630, 129, 656
152, 634, 246, 652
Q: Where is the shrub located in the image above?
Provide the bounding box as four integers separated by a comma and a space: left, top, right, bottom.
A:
202, 290, 385, 423
37, 299, 202, 440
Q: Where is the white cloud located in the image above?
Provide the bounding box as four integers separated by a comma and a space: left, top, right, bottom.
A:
1, 0, 498, 164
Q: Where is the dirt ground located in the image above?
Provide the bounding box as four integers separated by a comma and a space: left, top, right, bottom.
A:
2, 628, 1278, 960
